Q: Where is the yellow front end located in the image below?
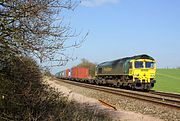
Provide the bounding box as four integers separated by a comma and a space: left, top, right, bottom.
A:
129, 59, 156, 89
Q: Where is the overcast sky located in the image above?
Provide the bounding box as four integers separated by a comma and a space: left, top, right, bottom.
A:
53, 0, 180, 73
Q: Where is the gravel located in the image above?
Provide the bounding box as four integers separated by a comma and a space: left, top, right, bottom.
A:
47, 78, 180, 121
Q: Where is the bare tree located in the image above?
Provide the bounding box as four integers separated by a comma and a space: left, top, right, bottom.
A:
0, 0, 87, 67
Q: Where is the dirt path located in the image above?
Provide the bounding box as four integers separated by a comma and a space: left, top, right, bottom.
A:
44, 78, 163, 121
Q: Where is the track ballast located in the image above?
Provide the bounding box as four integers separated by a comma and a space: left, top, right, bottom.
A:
56, 78, 180, 109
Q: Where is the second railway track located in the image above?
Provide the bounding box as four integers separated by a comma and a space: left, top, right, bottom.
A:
149, 90, 180, 99
56, 78, 180, 109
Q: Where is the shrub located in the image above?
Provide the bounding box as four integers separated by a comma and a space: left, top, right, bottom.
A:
0, 56, 44, 120
0, 56, 111, 120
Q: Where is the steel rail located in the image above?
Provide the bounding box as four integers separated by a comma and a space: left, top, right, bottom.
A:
149, 90, 180, 99
56, 78, 180, 109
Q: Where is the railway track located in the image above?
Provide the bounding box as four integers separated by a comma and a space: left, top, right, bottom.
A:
56, 78, 180, 109
149, 90, 180, 99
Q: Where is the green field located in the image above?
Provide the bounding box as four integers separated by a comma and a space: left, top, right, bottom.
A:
153, 69, 180, 93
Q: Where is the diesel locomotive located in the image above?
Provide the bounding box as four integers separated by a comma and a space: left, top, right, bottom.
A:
56, 54, 156, 91
95, 54, 156, 90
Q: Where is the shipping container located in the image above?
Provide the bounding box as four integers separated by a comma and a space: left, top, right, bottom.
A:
68, 69, 71, 78
66, 69, 69, 78
59, 71, 63, 78
62, 70, 66, 78
71, 67, 89, 79
55, 72, 60, 77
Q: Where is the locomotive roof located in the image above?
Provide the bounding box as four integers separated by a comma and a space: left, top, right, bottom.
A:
120, 54, 154, 61
98, 54, 154, 66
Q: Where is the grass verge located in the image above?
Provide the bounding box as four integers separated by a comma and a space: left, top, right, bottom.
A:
154, 69, 180, 93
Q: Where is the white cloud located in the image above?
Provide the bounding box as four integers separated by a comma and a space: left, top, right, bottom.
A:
81, 0, 120, 7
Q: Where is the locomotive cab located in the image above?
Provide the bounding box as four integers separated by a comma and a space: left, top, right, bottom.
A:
129, 59, 156, 90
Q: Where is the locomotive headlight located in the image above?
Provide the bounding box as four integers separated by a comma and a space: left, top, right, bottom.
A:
134, 74, 139, 76
150, 75, 154, 78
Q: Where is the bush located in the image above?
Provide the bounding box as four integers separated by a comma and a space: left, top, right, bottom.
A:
0, 56, 43, 120
0, 56, 111, 121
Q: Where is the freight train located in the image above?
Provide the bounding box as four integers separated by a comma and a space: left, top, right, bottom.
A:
56, 54, 156, 91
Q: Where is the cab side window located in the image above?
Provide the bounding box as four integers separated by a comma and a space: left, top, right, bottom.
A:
129, 62, 132, 69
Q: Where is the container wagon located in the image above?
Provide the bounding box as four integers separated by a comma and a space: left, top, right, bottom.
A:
71, 67, 89, 81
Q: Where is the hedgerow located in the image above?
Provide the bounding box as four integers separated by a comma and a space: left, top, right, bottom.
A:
0, 55, 111, 121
